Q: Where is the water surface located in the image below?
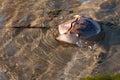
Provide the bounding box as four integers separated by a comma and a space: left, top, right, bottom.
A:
0, 0, 120, 80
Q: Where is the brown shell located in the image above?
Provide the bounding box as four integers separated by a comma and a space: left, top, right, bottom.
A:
56, 16, 105, 47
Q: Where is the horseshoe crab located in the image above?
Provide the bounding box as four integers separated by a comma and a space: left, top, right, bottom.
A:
56, 15, 105, 47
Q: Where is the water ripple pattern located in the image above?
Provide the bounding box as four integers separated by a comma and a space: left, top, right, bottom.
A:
0, 0, 120, 80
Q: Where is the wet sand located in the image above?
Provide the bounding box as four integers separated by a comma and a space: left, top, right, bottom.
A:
0, 0, 120, 80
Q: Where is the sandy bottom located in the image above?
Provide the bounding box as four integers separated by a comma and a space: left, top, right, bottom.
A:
0, 0, 120, 80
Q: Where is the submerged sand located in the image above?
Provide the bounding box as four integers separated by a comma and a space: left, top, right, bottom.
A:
0, 0, 120, 80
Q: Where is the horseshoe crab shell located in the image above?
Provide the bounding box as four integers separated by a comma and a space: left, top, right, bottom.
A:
56, 15, 104, 47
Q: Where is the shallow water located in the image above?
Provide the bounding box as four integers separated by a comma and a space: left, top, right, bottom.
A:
0, 0, 120, 80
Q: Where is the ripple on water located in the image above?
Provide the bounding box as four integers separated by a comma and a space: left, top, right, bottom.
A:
0, 29, 3, 44
19, 28, 59, 65
0, 16, 8, 28
99, 0, 116, 12
4, 41, 19, 56
50, 47, 77, 67
38, 29, 58, 54
3, 28, 52, 79
0, 29, 13, 49
15, 29, 41, 45
77, 0, 91, 3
